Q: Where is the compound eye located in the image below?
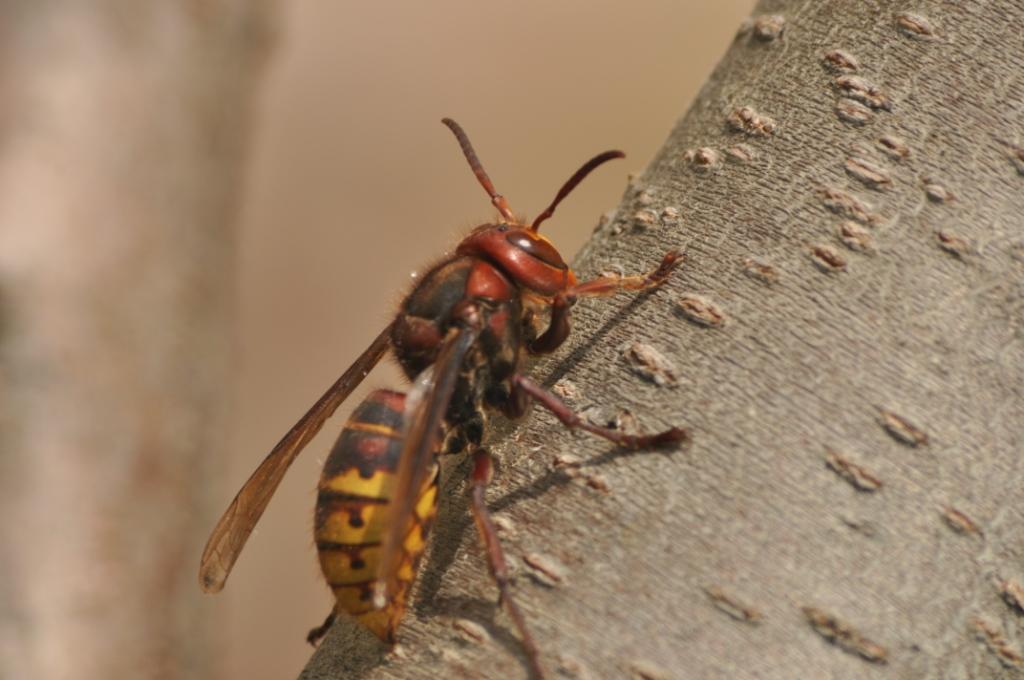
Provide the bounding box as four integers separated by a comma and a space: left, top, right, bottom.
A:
506, 233, 567, 269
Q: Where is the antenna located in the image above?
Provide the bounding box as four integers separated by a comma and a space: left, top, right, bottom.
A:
530, 150, 624, 232
442, 118, 515, 223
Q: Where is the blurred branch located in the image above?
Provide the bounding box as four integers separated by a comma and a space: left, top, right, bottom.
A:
0, 3, 275, 679
300, 0, 1024, 677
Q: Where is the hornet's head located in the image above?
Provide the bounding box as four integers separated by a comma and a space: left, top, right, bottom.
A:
442, 117, 623, 296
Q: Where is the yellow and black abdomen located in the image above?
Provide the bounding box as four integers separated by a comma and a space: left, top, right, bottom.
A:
314, 389, 438, 642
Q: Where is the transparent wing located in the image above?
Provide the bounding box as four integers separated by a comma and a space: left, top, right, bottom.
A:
199, 324, 393, 593
372, 324, 478, 607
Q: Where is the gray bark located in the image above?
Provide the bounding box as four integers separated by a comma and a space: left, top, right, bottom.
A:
0, 4, 273, 679
304, 1, 1024, 678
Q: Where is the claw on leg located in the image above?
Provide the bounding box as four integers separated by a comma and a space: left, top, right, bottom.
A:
513, 374, 688, 449
566, 249, 684, 299
307, 611, 336, 647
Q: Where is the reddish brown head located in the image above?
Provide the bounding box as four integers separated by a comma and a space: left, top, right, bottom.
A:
457, 224, 574, 296
442, 118, 623, 296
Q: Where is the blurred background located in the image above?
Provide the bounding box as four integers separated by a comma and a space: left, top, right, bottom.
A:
0, 2, 751, 679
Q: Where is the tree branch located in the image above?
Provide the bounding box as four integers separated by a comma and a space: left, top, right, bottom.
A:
304, 0, 1024, 677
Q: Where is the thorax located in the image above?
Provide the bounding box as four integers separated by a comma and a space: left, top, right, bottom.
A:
390, 256, 527, 440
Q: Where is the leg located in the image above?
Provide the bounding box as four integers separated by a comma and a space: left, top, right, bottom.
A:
306, 610, 336, 646
528, 250, 683, 356
567, 249, 682, 299
528, 295, 572, 354
513, 374, 687, 448
468, 449, 545, 680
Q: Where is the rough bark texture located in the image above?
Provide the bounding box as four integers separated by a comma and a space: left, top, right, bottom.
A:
0, 4, 273, 679
304, 1, 1024, 678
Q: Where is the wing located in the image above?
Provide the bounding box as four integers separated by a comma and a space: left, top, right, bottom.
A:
199, 323, 393, 593
372, 324, 479, 608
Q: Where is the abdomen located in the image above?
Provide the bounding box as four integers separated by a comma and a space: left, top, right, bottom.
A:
314, 389, 438, 642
